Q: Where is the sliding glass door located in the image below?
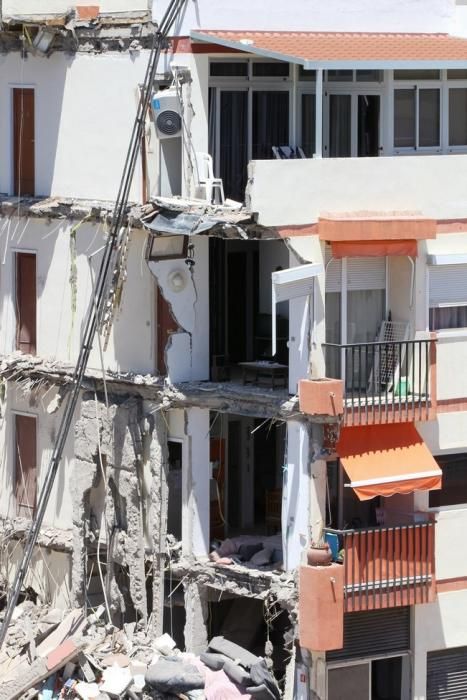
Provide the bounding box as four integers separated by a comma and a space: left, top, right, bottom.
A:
326, 92, 381, 157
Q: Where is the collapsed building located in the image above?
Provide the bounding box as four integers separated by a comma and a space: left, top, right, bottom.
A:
3, 0, 467, 698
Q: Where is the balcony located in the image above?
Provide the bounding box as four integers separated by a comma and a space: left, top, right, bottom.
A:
323, 337, 436, 425
324, 520, 436, 613
247, 154, 467, 227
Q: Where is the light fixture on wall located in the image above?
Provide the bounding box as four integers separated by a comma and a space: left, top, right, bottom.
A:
167, 269, 187, 293
33, 27, 56, 55
147, 234, 188, 262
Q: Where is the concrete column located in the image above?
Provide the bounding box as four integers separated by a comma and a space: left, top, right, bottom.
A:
309, 423, 327, 543
309, 651, 326, 700
184, 408, 210, 557
283, 420, 310, 570
183, 581, 209, 654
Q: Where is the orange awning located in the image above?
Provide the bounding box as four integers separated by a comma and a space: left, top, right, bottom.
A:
337, 423, 442, 501
319, 216, 436, 242
331, 240, 418, 258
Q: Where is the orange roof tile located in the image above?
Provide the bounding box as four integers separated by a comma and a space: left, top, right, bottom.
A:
191, 30, 467, 67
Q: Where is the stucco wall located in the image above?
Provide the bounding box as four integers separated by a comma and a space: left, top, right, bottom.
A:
248, 155, 467, 227
434, 508, 467, 579
0, 218, 156, 374
0, 51, 148, 201
0, 383, 76, 529
154, 0, 453, 34
413, 590, 467, 700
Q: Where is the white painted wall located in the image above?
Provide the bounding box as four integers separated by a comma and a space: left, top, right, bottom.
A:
417, 412, 467, 454
413, 590, 467, 700
436, 336, 467, 400
154, 0, 453, 34
0, 51, 148, 201
0, 218, 156, 374
0, 383, 76, 529
184, 407, 210, 557
433, 508, 467, 579
4, 1, 148, 15
283, 420, 310, 570
147, 235, 209, 382
248, 155, 467, 226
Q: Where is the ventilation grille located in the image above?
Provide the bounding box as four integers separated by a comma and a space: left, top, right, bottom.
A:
156, 110, 182, 136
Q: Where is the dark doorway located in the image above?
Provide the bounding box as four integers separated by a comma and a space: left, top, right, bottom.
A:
358, 95, 380, 157
372, 657, 402, 700
16, 252, 36, 355
167, 441, 183, 540
13, 88, 35, 196
219, 90, 248, 202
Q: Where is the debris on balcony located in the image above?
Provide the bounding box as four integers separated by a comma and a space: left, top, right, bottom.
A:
210, 534, 283, 570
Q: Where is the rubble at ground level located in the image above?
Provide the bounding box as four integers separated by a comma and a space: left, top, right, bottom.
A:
0, 600, 283, 700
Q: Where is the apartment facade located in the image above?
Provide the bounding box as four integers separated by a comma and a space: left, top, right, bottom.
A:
1, 0, 467, 698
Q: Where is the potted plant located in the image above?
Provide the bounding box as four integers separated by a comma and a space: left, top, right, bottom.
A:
307, 529, 332, 567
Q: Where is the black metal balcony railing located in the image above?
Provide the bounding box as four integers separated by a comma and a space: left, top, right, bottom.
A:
324, 521, 435, 612
323, 339, 432, 424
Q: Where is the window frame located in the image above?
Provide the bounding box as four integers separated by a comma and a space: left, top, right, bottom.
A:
427, 263, 467, 332
392, 81, 442, 153
428, 453, 467, 510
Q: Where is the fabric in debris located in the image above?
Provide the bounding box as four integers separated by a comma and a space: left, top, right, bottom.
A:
208, 636, 260, 669
250, 659, 281, 700
200, 651, 229, 671
223, 659, 252, 686
145, 657, 205, 693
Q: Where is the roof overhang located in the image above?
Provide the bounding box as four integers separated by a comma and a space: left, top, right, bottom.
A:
190, 30, 467, 70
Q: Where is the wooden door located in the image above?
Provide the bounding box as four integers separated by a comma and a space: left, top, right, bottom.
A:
15, 414, 37, 517
156, 286, 178, 375
13, 88, 35, 196
16, 252, 36, 355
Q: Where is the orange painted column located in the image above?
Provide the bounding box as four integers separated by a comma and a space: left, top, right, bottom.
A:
299, 564, 344, 651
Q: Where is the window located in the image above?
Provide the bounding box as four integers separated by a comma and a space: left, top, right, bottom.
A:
298, 66, 316, 81
429, 263, 467, 330
447, 69, 467, 80
252, 61, 289, 78
210, 61, 248, 77
147, 234, 188, 261
327, 69, 353, 82
429, 454, 467, 507
449, 88, 467, 146
394, 87, 440, 149
394, 69, 440, 80
13, 88, 35, 196
356, 69, 383, 82
15, 414, 37, 517
301, 93, 316, 156
16, 252, 36, 355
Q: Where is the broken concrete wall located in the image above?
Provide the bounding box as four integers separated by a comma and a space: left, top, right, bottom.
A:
3, 1, 149, 13
147, 236, 209, 382
72, 392, 150, 621
0, 217, 156, 374
0, 51, 149, 201
2, 544, 72, 608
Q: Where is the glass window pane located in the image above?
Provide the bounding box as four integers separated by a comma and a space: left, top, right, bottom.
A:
327, 70, 353, 82
252, 91, 289, 159
419, 88, 440, 147
394, 89, 415, 147
449, 88, 467, 146
356, 69, 383, 82
329, 94, 351, 157
301, 93, 316, 156
219, 91, 248, 201
447, 69, 467, 80
252, 62, 289, 77
210, 62, 248, 77
429, 305, 467, 330
298, 66, 316, 81
358, 95, 380, 156
394, 69, 440, 80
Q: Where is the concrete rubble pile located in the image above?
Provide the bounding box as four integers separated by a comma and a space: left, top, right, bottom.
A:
0, 602, 281, 700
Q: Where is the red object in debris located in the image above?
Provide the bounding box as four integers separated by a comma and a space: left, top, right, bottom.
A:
46, 638, 77, 671
76, 5, 100, 20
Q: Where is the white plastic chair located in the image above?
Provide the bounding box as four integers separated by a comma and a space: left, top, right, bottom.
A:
195, 152, 225, 204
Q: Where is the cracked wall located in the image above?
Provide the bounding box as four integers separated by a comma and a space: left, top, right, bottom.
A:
147, 236, 209, 382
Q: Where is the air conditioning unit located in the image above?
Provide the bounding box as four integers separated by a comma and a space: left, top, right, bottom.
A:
151, 88, 182, 140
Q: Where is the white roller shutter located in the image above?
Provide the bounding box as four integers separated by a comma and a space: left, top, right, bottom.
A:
429, 264, 467, 307
271, 262, 323, 355
325, 245, 386, 292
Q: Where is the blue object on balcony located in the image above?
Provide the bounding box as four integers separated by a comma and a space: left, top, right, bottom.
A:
325, 532, 340, 561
